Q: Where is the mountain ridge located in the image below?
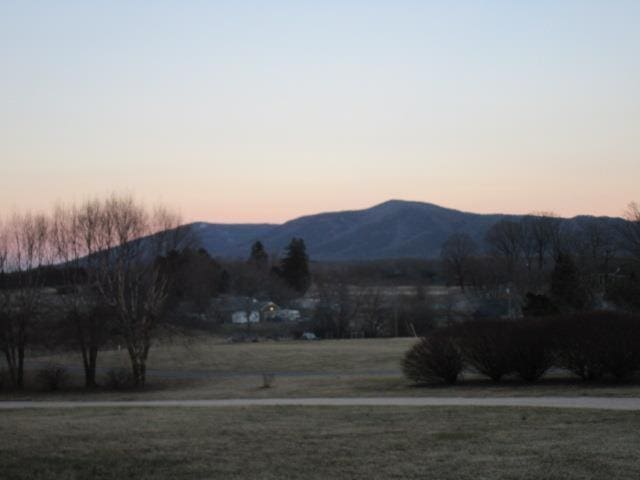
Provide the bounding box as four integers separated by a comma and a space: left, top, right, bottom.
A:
188, 200, 625, 261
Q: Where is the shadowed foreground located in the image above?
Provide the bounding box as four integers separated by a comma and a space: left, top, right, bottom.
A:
1, 406, 639, 479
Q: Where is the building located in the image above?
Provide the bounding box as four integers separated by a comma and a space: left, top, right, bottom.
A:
231, 310, 260, 324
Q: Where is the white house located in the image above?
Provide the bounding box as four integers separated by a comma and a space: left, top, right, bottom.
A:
278, 309, 301, 322
231, 310, 260, 324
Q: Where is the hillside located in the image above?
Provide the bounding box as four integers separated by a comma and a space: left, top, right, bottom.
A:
189, 200, 624, 261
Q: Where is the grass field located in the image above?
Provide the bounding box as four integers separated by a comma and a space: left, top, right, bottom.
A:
36, 337, 415, 374
7, 336, 637, 400
1, 406, 640, 479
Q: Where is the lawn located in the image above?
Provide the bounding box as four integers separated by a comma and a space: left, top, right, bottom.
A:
10, 336, 640, 400
35, 336, 415, 374
1, 406, 639, 479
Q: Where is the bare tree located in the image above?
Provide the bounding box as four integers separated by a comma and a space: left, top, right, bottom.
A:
575, 218, 617, 274
313, 278, 361, 338
485, 219, 523, 280
90, 196, 189, 387
49, 202, 112, 388
358, 288, 389, 338
0, 213, 50, 388
440, 233, 477, 290
522, 213, 561, 270
621, 202, 640, 262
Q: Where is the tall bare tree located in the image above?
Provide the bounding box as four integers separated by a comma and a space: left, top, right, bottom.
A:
485, 219, 524, 280
621, 202, 640, 262
358, 287, 389, 338
50, 202, 112, 388
522, 213, 561, 270
90, 196, 189, 387
575, 218, 617, 273
440, 233, 477, 290
313, 278, 361, 339
0, 213, 50, 388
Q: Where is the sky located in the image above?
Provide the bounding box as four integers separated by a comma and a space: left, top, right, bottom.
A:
1, 1, 639, 223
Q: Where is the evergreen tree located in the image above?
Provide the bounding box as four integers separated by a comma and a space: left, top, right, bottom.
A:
157, 248, 222, 312
279, 238, 311, 294
218, 269, 231, 294
551, 253, 589, 311
248, 241, 269, 270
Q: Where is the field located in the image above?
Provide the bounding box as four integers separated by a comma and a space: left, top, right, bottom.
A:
43, 336, 415, 374
5, 336, 640, 479
2, 406, 640, 479
8, 336, 639, 401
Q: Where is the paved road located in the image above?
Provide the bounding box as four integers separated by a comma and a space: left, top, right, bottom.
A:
2, 396, 640, 411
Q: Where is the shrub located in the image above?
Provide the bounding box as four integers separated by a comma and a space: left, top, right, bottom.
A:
553, 312, 640, 381
104, 367, 133, 390
554, 312, 608, 381
509, 319, 554, 382
402, 332, 464, 385
37, 364, 68, 391
0, 369, 7, 391
460, 320, 514, 382
599, 313, 640, 380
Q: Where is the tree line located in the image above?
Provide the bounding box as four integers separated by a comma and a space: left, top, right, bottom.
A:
0, 195, 316, 391
0, 196, 188, 389
440, 204, 640, 315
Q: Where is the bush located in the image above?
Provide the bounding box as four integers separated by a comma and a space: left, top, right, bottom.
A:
554, 312, 640, 381
104, 367, 133, 390
554, 312, 608, 380
599, 313, 640, 380
402, 332, 464, 385
460, 320, 514, 382
37, 364, 68, 391
402, 313, 640, 387
509, 319, 554, 382
0, 369, 7, 391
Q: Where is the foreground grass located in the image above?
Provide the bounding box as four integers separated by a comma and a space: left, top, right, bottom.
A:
1, 406, 640, 479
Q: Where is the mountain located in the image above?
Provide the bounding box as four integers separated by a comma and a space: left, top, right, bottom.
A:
188, 200, 625, 261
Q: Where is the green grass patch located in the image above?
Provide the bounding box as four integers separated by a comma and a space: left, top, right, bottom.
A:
1, 406, 639, 479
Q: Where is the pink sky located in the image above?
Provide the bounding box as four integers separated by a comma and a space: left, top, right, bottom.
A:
1, 2, 638, 223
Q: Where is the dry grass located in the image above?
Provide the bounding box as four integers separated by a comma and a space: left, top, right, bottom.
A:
10, 336, 640, 400
6, 374, 640, 402
35, 337, 415, 374
1, 406, 639, 479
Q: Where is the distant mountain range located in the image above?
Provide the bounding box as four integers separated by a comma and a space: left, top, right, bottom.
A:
188, 200, 625, 261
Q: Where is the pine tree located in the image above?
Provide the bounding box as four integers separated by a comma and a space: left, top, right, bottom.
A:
279, 238, 311, 294
551, 253, 589, 311
248, 241, 269, 270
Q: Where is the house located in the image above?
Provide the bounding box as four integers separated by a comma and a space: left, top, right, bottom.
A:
277, 309, 301, 322
231, 310, 260, 324
259, 301, 279, 321
212, 296, 280, 324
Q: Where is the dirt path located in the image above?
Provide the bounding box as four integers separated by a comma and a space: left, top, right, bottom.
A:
2, 396, 640, 410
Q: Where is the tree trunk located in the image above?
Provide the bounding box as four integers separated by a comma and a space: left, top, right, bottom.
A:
17, 343, 24, 389
4, 349, 18, 387
131, 357, 146, 387
82, 345, 98, 388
